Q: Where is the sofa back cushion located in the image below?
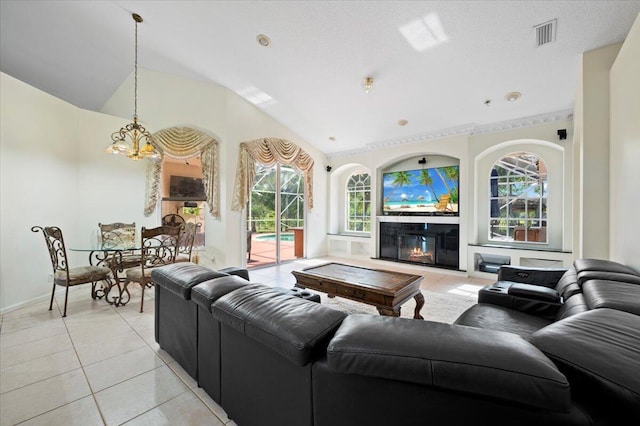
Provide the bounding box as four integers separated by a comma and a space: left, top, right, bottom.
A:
328, 314, 571, 411
555, 269, 582, 299
151, 262, 229, 300
582, 280, 640, 315
530, 309, 640, 417
211, 285, 347, 366
191, 275, 250, 312
573, 258, 638, 276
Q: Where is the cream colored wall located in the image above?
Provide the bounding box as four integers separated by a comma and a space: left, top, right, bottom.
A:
0, 73, 80, 310
0, 73, 156, 312
573, 43, 622, 259
469, 121, 573, 252
224, 91, 328, 263
101, 69, 327, 267
327, 124, 572, 273
610, 15, 640, 270
327, 135, 469, 267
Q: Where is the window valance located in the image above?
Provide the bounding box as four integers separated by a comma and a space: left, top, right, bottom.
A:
231, 138, 314, 211
144, 127, 219, 217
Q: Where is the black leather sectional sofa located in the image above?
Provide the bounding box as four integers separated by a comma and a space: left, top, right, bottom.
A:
151, 259, 640, 426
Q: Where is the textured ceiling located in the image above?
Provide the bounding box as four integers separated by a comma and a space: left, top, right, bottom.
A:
1, 1, 638, 154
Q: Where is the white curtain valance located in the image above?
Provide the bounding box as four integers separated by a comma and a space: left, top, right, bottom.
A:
144, 127, 219, 217
231, 138, 314, 211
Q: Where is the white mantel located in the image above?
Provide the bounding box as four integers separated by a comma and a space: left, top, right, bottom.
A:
376, 215, 460, 224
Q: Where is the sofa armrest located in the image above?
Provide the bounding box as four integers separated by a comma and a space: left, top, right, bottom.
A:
327, 314, 570, 411
498, 266, 568, 287
508, 283, 562, 303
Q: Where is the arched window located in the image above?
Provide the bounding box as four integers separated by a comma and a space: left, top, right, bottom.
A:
489, 152, 547, 243
346, 172, 371, 232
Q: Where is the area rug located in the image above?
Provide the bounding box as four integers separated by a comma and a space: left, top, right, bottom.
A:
318, 290, 476, 324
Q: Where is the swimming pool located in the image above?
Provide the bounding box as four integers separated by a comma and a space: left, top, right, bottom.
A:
255, 233, 295, 242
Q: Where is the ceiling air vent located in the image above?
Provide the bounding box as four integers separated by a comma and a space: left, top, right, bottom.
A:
534, 19, 556, 47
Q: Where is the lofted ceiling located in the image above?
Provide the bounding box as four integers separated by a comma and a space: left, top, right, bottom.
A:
1, 1, 638, 154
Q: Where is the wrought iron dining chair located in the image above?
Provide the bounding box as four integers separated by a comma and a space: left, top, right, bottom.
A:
175, 222, 202, 263
122, 225, 182, 313
161, 214, 186, 227
32, 226, 111, 317
98, 222, 141, 269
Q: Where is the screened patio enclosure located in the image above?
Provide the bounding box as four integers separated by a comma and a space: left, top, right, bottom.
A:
246, 164, 305, 267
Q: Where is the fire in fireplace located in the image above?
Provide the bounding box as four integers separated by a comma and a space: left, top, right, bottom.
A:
398, 234, 436, 264
379, 222, 459, 270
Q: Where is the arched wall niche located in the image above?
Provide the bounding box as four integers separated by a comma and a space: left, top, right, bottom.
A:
473, 139, 567, 250
328, 162, 372, 235
144, 126, 221, 218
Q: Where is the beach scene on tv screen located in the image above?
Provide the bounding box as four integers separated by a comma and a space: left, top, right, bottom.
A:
382, 166, 459, 214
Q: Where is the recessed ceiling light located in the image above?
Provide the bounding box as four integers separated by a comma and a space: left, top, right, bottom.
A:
398, 119, 408, 126
256, 34, 271, 47
505, 91, 521, 102
328, 136, 336, 141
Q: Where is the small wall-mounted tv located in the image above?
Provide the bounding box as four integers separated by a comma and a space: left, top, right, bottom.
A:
169, 175, 205, 199
382, 166, 459, 216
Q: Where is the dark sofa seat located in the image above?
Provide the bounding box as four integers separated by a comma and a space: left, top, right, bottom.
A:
151, 262, 249, 380
190, 275, 250, 402
153, 258, 638, 426
211, 284, 347, 426
454, 303, 553, 336
530, 308, 640, 424
314, 314, 589, 426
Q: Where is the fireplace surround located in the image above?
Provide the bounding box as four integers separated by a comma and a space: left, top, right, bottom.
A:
380, 222, 459, 269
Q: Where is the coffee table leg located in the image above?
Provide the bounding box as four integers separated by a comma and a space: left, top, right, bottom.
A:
413, 292, 425, 320
377, 306, 401, 317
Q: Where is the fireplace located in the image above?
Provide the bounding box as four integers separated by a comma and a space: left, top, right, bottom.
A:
398, 233, 436, 265
380, 222, 459, 269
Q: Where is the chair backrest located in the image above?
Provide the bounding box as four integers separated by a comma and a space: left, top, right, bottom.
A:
161, 214, 186, 227
140, 225, 182, 269
178, 222, 201, 259
99, 222, 136, 247
31, 226, 70, 277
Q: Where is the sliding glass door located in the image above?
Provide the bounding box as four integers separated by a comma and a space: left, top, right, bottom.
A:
247, 164, 304, 268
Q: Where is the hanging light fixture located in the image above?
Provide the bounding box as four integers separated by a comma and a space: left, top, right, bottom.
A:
106, 13, 159, 161
362, 76, 374, 94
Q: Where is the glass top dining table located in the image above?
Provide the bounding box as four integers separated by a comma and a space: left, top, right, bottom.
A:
69, 243, 143, 305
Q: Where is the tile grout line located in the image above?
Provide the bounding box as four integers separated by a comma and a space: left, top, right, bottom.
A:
112, 289, 229, 425
57, 296, 110, 426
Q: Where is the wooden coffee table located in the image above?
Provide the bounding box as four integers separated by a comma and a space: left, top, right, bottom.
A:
292, 262, 424, 319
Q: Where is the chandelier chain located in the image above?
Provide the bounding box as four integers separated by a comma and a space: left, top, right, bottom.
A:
134, 16, 138, 119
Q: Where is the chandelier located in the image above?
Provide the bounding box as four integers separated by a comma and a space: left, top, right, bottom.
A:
106, 13, 159, 161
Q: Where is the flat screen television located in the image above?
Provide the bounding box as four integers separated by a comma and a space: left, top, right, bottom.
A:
382, 165, 459, 216
169, 175, 206, 199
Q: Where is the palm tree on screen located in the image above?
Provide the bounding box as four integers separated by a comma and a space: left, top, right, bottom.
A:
418, 169, 439, 203
384, 171, 411, 202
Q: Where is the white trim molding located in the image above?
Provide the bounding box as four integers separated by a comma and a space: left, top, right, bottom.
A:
326, 109, 573, 160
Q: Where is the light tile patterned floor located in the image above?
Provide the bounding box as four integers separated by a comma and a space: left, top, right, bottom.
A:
0, 256, 493, 425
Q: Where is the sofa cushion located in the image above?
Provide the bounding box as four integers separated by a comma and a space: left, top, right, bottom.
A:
191, 275, 250, 312
328, 315, 571, 411
582, 280, 640, 315
577, 270, 640, 287
555, 294, 589, 320
212, 285, 347, 366
573, 258, 638, 276
454, 303, 552, 337
218, 266, 250, 281
555, 269, 582, 299
529, 309, 640, 415
508, 283, 561, 303
151, 263, 228, 300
